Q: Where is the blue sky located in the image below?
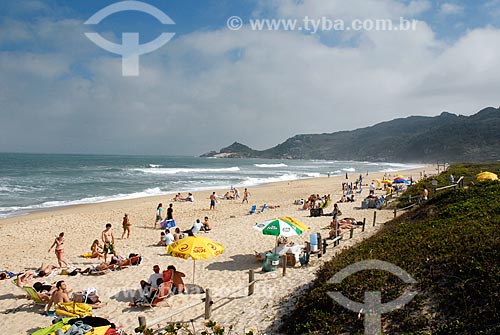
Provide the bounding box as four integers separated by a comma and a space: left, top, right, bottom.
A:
1, 0, 500, 155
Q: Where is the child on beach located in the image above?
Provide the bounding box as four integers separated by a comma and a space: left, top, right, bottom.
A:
102, 223, 117, 263
48, 232, 68, 267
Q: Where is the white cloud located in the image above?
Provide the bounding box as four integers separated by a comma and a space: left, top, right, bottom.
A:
440, 3, 464, 15
1, 1, 500, 155
255, 0, 431, 21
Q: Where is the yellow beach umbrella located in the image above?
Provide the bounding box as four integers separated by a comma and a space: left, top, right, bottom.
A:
396, 174, 404, 179
373, 178, 381, 188
278, 216, 310, 232
476, 171, 498, 182
167, 236, 224, 283
382, 179, 393, 185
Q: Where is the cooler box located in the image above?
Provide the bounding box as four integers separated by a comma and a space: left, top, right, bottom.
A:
262, 253, 280, 272
310, 233, 318, 252
161, 219, 176, 229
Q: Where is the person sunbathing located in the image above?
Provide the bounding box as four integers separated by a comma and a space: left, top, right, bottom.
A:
90, 239, 104, 259
46, 280, 71, 312
157, 232, 167, 246
32, 282, 56, 302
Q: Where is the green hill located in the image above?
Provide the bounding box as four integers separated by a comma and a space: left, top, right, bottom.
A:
202, 107, 500, 162
276, 163, 500, 334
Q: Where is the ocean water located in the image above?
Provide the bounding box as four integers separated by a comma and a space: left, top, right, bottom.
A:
0, 153, 423, 218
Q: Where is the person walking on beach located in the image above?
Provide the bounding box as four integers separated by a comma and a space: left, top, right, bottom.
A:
167, 203, 174, 220
102, 223, 116, 263
242, 188, 250, 204
210, 192, 217, 210
48, 232, 68, 268
155, 203, 163, 228
121, 213, 131, 239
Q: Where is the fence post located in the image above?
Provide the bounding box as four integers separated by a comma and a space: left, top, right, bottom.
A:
349, 227, 354, 239
138, 316, 146, 332
204, 289, 212, 319
393, 208, 397, 218
282, 255, 287, 277
248, 270, 255, 296
362, 218, 366, 232
322, 239, 327, 254
373, 212, 377, 226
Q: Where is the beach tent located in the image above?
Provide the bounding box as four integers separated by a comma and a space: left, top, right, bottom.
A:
167, 236, 224, 283
476, 171, 498, 182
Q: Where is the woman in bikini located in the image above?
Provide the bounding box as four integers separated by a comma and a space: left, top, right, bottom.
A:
90, 239, 104, 259
49, 232, 68, 267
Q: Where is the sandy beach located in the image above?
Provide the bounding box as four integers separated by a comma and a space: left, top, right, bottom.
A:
0, 165, 433, 334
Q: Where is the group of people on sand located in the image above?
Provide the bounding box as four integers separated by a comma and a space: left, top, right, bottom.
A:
300, 194, 331, 210
155, 203, 174, 227
172, 193, 194, 202
156, 217, 213, 246
131, 264, 186, 306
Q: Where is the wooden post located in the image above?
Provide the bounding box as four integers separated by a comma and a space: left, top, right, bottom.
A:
349, 227, 354, 239
248, 270, 255, 296
322, 239, 327, 254
282, 255, 287, 276
204, 289, 212, 319
373, 212, 377, 226
316, 232, 322, 258
393, 208, 397, 218
362, 218, 366, 232
138, 316, 147, 331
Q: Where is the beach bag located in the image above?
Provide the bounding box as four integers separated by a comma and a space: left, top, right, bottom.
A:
73, 290, 100, 304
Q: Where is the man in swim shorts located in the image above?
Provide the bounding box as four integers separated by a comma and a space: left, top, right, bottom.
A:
102, 223, 116, 263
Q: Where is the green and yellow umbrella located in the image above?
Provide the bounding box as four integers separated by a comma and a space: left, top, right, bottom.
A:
254, 216, 310, 237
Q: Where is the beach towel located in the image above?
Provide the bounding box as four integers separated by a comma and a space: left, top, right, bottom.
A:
30, 318, 74, 335
55, 302, 92, 318
80, 253, 93, 258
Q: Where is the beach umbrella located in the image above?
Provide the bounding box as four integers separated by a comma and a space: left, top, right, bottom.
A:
254, 216, 310, 250
166, 236, 224, 283
373, 178, 381, 188
254, 216, 309, 237
382, 179, 393, 185
476, 171, 498, 182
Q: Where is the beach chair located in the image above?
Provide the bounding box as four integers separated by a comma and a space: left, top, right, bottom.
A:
258, 203, 267, 213
247, 205, 257, 215
22, 286, 49, 307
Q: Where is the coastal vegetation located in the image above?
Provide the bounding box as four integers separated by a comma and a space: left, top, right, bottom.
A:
278, 163, 500, 334
202, 107, 500, 162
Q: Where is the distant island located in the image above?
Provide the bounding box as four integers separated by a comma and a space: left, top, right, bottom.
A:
201, 107, 500, 162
